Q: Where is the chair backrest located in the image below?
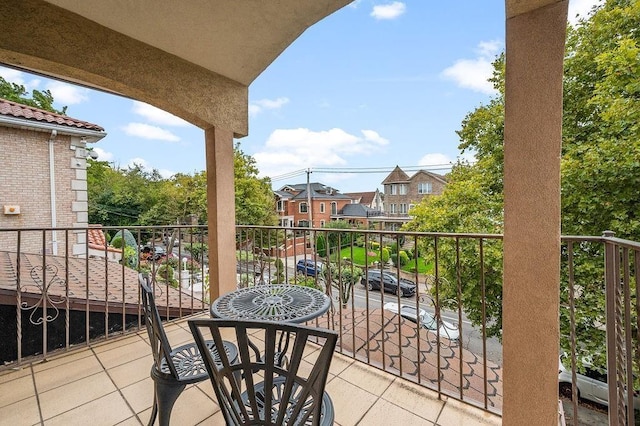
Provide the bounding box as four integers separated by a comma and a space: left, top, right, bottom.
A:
139, 273, 178, 378
189, 318, 338, 426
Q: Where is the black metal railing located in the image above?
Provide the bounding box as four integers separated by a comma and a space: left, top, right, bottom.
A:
2, 224, 638, 424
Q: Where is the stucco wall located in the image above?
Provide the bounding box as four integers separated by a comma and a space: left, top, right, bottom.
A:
0, 127, 89, 255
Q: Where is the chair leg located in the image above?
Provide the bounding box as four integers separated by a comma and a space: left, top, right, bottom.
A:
147, 392, 159, 426
153, 379, 186, 426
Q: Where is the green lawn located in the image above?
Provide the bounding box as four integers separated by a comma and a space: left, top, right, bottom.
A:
335, 246, 433, 274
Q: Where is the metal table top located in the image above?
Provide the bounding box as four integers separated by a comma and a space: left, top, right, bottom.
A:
211, 284, 331, 323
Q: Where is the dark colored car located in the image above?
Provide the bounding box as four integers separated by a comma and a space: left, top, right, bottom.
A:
296, 259, 324, 277
141, 245, 167, 261
361, 270, 416, 297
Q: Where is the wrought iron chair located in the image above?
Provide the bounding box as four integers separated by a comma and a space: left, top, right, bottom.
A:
189, 318, 338, 426
139, 274, 238, 426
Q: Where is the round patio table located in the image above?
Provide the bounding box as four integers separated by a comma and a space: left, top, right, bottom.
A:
211, 284, 331, 323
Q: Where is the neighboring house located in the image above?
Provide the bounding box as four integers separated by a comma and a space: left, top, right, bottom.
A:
0, 98, 107, 256
381, 165, 446, 220
274, 183, 352, 228
343, 190, 384, 212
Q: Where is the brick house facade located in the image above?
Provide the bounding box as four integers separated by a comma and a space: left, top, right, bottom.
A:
274, 183, 353, 228
0, 99, 106, 255
381, 165, 446, 218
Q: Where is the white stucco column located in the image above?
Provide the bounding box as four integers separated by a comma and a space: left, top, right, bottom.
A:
205, 127, 237, 302
503, 1, 568, 424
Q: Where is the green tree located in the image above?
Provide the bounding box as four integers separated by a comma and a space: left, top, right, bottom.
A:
234, 144, 277, 226
0, 76, 67, 114
404, 1, 640, 348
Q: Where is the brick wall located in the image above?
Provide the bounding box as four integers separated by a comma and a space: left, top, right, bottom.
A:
0, 127, 89, 255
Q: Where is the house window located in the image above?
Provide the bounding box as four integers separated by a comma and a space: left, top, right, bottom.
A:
389, 204, 397, 214
399, 203, 407, 214
320, 220, 325, 227
298, 220, 309, 227
418, 182, 432, 194
399, 184, 407, 195
390, 184, 397, 195
299, 202, 308, 213
320, 202, 325, 213
331, 202, 337, 215
276, 200, 284, 212
408, 204, 415, 212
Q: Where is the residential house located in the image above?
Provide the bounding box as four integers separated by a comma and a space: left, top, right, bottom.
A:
381, 165, 447, 219
0, 1, 580, 423
0, 98, 106, 256
275, 182, 352, 228
343, 190, 384, 212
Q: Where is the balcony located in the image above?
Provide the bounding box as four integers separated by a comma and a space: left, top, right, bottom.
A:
0, 313, 501, 425
0, 224, 636, 425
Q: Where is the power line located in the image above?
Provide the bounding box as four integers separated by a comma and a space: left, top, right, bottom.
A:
269, 163, 459, 182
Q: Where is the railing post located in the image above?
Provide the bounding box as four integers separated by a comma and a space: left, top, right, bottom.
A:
603, 230, 622, 426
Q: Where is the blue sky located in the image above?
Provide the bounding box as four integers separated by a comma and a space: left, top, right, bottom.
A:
0, 0, 599, 193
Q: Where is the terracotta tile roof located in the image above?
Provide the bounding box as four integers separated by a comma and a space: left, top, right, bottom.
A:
0, 98, 104, 132
0, 251, 206, 314
344, 191, 376, 205
87, 226, 121, 253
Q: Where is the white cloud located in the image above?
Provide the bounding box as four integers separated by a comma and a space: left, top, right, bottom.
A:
254, 127, 388, 178
92, 147, 113, 161
249, 97, 290, 117
371, 1, 406, 20
46, 81, 89, 105
122, 122, 180, 141
0, 66, 42, 92
132, 101, 190, 126
418, 153, 453, 167
126, 157, 175, 178
568, 0, 602, 25
441, 40, 503, 95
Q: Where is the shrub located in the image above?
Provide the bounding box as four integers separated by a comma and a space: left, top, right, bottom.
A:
111, 236, 124, 248
185, 243, 208, 262
316, 235, 327, 257
380, 247, 390, 264
388, 242, 398, 254
156, 264, 178, 288
272, 258, 285, 284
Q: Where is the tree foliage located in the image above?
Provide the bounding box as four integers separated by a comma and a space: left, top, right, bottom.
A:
0, 76, 67, 114
403, 0, 640, 349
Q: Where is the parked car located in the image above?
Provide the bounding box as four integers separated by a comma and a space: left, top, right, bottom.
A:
296, 259, 324, 277
361, 270, 416, 297
141, 245, 167, 261
383, 302, 460, 341
558, 353, 639, 409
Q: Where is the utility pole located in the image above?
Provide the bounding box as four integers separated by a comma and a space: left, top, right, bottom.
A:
306, 168, 313, 228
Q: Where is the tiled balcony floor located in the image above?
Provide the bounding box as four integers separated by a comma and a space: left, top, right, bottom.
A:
0, 315, 501, 425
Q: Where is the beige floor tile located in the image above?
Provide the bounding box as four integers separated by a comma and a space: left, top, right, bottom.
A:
305, 351, 353, 377
39, 372, 116, 420
44, 391, 133, 426
381, 378, 444, 422
116, 415, 143, 425
108, 356, 152, 389
92, 333, 146, 354
34, 354, 104, 392
120, 377, 154, 414
325, 376, 378, 426
32, 347, 94, 373
168, 385, 220, 425
339, 362, 393, 396
359, 398, 435, 425
0, 373, 35, 408
96, 339, 151, 369
0, 396, 40, 425
0, 365, 31, 384
436, 398, 501, 426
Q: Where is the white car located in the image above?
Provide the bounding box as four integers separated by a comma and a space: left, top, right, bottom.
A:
383, 302, 460, 341
558, 353, 639, 409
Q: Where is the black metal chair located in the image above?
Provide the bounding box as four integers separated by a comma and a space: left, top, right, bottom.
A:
189, 318, 338, 426
139, 274, 238, 426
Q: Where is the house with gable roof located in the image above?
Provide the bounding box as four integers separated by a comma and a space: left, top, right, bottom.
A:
274, 182, 353, 228
0, 98, 107, 256
381, 165, 447, 227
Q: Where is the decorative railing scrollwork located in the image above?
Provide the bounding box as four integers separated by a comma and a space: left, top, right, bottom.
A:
20, 264, 68, 325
